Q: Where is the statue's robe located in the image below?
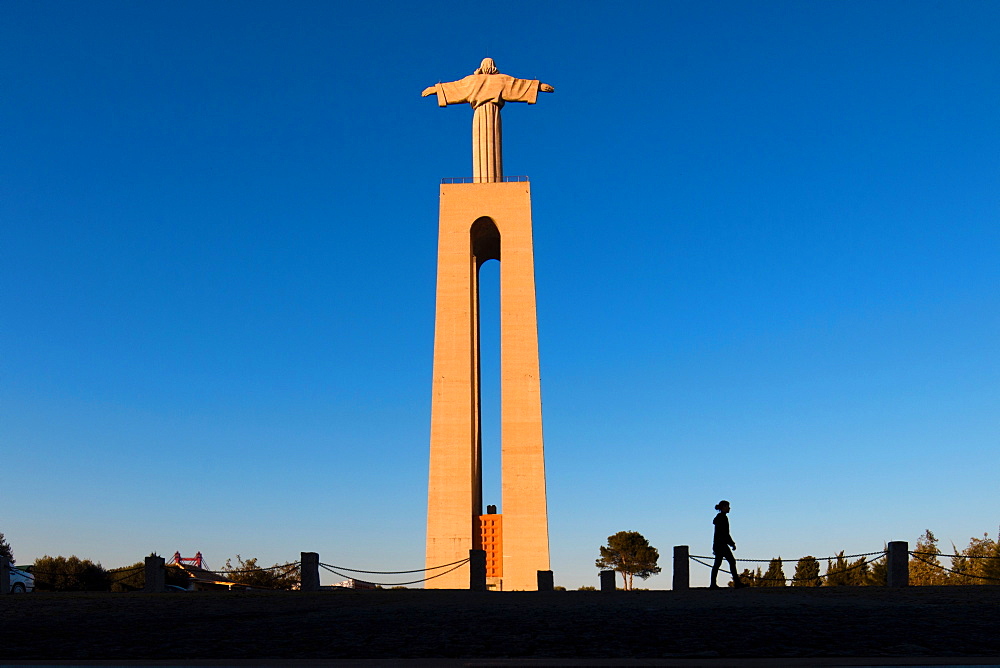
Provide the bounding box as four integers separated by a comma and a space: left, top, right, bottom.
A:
431, 74, 541, 182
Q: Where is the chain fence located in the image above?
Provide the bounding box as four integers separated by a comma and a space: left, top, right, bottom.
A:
690, 552, 886, 582
908, 551, 1000, 582
689, 550, 888, 584
319, 558, 471, 587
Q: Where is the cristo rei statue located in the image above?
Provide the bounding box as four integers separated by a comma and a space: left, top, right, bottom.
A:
423, 58, 554, 183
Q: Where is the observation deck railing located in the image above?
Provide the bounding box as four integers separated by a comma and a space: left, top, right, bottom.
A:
441, 175, 529, 184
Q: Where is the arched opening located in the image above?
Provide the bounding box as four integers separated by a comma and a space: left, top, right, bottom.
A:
471, 218, 501, 516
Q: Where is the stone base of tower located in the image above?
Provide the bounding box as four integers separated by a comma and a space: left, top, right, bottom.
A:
425, 181, 549, 591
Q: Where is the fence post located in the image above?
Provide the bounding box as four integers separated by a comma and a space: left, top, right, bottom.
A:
469, 549, 487, 591
300, 552, 320, 592
537, 570, 554, 592
673, 545, 690, 591
143, 554, 165, 593
887, 541, 908, 588
0, 556, 9, 595
599, 570, 616, 592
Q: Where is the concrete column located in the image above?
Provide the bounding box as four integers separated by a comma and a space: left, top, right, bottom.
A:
0, 556, 10, 595
300, 552, 320, 592
887, 541, 909, 588
673, 545, 690, 591
470, 549, 487, 591
427, 184, 549, 592
599, 570, 616, 592
143, 554, 165, 593
536, 570, 553, 592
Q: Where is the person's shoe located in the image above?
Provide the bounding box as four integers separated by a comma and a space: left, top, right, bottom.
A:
709, 583, 720, 589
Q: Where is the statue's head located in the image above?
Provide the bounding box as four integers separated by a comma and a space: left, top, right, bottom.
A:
475, 58, 498, 75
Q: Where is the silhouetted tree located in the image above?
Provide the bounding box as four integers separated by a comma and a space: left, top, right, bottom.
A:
33, 555, 109, 591
223, 555, 300, 590
107, 561, 145, 592
0, 532, 12, 564
909, 529, 947, 585
595, 531, 661, 590
761, 558, 786, 586
825, 552, 869, 586
792, 556, 821, 586
866, 549, 888, 586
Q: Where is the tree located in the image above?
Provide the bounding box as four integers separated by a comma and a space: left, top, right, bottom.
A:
950, 531, 1000, 584
223, 555, 300, 590
108, 561, 145, 592
733, 567, 762, 587
792, 556, 821, 586
760, 558, 786, 586
909, 529, 947, 586
595, 531, 661, 591
0, 532, 12, 564
866, 551, 888, 586
33, 555, 109, 591
825, 551, 869, 586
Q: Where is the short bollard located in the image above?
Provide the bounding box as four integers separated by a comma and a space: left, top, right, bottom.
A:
0, 556, 10, 595
300, 552, 320, 592
599, 569, 616, 592
887, 541, 909, 588
537, 570, 554, 592
673, 545, 690, 590
469, 549, 487, 591
143, 554, 165, 593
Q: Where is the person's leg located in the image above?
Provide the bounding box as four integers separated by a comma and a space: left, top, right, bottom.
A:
710, 552, 723, 587
726, 552, 743, 587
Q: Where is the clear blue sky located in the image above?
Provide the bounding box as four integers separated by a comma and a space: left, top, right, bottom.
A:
2, 1, 997, 588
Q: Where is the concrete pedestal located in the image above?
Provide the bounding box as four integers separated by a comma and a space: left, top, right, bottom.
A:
673, 545, 690, 590
143, 555, 165, 593
300, 552, 320, 592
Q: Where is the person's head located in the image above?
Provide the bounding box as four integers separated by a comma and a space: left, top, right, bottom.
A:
475, 57, 498, 75
715, 500, 730, 513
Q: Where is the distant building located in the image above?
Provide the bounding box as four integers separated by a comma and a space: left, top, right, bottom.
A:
331, 578, 376, 590
477, 511, 503, 590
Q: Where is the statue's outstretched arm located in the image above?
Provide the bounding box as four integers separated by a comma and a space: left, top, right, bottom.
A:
540, 83, 554, 93
422, 86, 438, 97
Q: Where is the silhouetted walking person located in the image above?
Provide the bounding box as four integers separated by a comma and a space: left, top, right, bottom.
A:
711, 500, 744, 588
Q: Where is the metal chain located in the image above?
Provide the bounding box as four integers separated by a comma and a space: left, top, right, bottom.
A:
690, 552, 885, 582
911, 550, 1000, 560
180, 562, 301, 578
909, 552, 1000, 582
318, 557, 470, 575
689, 550, 885, 563
319, 559, 470, 587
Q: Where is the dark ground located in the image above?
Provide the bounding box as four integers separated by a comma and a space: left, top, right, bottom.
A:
1, 586, 998, 663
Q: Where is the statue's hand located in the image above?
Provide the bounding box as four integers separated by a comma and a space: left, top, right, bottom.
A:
540, 83, 555, 93
421, 86, 438, 97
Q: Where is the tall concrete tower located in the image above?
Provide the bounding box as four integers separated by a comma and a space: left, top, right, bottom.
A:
422, 60, 553, 590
